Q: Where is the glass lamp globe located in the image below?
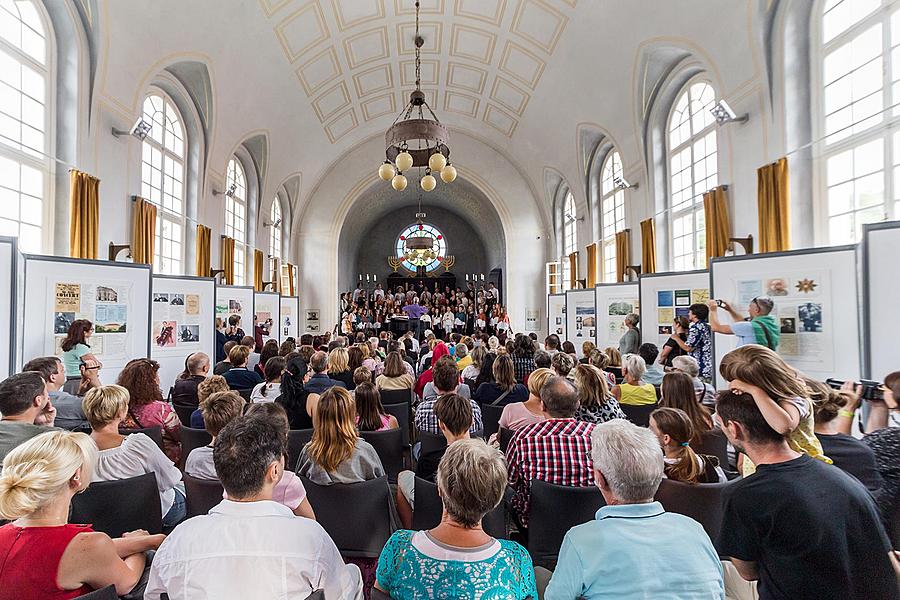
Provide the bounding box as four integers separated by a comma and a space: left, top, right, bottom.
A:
421, 174, 437, 192
391, 174, 408, 191
378, 162, 395, 181
395, 151, 414, 172
440, 164, 457, 183
428, 152, 447, 172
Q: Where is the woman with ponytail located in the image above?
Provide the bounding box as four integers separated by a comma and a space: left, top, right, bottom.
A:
276, 358, 317, 430
0, 430, 164, 598
649, 407, 726, 483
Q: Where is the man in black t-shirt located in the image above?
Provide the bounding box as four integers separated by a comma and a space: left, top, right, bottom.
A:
715, 391, 898, 600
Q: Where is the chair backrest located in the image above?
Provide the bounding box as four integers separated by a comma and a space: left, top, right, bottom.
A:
380, 388, 413, 405
79, 585, 119, 600
299, 475, 394, 557
691, 428, 730, 470
527, 479, 604, 569
180, 426, 213, 469
619, 402, 658, 427
183, 474, 224, 518
370, 588, 391, 600
498, 426, 515, 452
172, 403, 196, 427
654, 478, 732, 549
411, 476, 506, 539
479, 402, 505, 439
359, 428, 404, 483
236, 388, 253, 402
418, 430, 446, 456
70, 473, 163, 538
381, 402, 411, 447
120, 426, 164, 450
287, 428, 314, 471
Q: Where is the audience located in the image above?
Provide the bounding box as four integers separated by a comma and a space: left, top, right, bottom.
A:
83, 384, 186, 527
415, 357, 483, 436
185, 390, 245, 480
499, 367, 552, 432
145, 414, 362, 599
170, 352, 210, 407
0, 431, 164, 597
304, 351, 347, 394
59, 319, 99, 395
572, 364, 626, 424
23, 356, 89, 431
222, 345, 264, 391
326, 347, 355, 390
188, 374, 230, 428
0, 371, 57, 463
474, 354, 529, 406
250, 356, 285, 403
375, 351, 415, 391
650, 407, 725, 483
117, 358, 182, 464
638, 343, 664, 385
659, 371, 714, 436
544, 420, 725, 599
213, 340, 237, 375
353, 366, 372, 388
354, 383, 399, 432
672, 355, 716, 407
611, 354, 656, 406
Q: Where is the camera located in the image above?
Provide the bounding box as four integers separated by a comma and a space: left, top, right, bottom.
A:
715, 299, 726, 308
826, 378, 884, 402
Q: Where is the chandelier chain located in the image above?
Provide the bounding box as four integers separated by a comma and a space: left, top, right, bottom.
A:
414, 1, 421, 91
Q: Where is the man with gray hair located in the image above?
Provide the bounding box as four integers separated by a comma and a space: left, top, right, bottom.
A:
506, 376, 595, 527
544, 419, 725, 599
707, 296, 779, 350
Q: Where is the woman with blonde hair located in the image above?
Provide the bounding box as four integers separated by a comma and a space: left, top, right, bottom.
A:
487, 336, 500, 353
461, 345, 487, 383
375, 351, 415, 391
573, 364, 627, 424
326, 347, 354, 390
0, 431, 164, 597
580, 340, 595, 364
650, 407, 725, 483
295, 387, 385, 485
612, 354, 657, 406
587, 349, 617, 388
498, 367, 552, 431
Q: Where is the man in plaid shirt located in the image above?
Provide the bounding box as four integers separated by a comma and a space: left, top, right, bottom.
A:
506, 376, 595, 527
415, 357, 482, 436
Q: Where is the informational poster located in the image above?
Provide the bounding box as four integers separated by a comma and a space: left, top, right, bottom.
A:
525, 309, 539, 331
151, 292, 202, 349
565, 289, 595, 358
305, 309, 321, 334
547, 294, 566, 339
594, 283, 639, 350
215, 286, 255, 341
280, 296, 300, 340
52, 280, 132, 360
639, 270, 710, 353
254, 292, 281, 344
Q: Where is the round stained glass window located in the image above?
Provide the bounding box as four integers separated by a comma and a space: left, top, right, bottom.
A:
395, 223, 447, 273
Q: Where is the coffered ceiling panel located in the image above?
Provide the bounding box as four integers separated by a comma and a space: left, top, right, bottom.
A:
296, 46, 341, 96
343, 27, 390, 69
353, 64, 394, 97
450, 25, 496, 65
361, 93, 397, 121
332, 0, 385, 31
275, 3, 329, 61
401, 59, 439, 86
454, 0, 506, 26
511, 0, 568, 53
312, 81, 351, 122
446, 62, 487, 94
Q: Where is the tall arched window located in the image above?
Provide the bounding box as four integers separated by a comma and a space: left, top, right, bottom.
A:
0, 0, 49, 253
141, 93, 185, 274
225, 158, 247, 285
667, 80, 717, 271
562, 191, 576, 289
269, 198, 282, 260
600, 151, 626, 282
819, 0, 897, 244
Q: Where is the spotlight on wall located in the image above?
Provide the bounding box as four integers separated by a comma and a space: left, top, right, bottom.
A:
614, 176, 639, 190
213, 183, 237, 198
710, 100, 749, 125
263, 218, 282, 228
111, 118, 152, 140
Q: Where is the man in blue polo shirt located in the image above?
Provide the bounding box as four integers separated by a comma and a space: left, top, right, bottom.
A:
544, 419, 724, 599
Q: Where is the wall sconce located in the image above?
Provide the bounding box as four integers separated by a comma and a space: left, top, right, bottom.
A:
111, 118, 152, 141
626, 265, 642, 280
727, 235, 754, 255
212, 183, 237, 198
108, 243, 132, 262
262, 281, 276, 291
710, 100, 749, 125
614, 176, 639, 190
210, 269, 225, 280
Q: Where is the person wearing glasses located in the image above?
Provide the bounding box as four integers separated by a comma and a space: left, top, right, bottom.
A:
706, 296, 780, 351
60, 319, 100, 395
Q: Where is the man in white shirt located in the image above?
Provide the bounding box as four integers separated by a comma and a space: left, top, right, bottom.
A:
352, 283, 365, 303
145, 413, 363, 600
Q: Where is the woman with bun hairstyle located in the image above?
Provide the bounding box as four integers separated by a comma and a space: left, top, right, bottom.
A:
0, 430, 164, 598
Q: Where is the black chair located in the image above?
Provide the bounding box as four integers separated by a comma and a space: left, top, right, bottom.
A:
80, 585, 118, 599
370, 589, 391, 600
380, 388, 413, 405
498, 427, 515, 453
172, 403, 196, 427
183, 474, 224, 518
654, 478, 732, 550
360, 428, 405, 483
418, 430, 446, 457
70, 473, 162, 538
299, 475, 394, 557
527, 480, 605, 569
236, 388, 253, 402
619, 402, 658, 427
411, 476, 506, 539
479, 402, 505, 439
288, 428, 314, 470
180, 426, 212, 469
691, 428, 730, 470
120, 426, 164, 450
382, 401, 411, 447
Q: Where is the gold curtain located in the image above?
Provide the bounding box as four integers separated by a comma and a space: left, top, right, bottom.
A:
195, 224, 211, 277
703, 185, 732, 264
68, 170, 99, 259
287, 262, 296, 296
253, 249, 265, 291
640, 218, 657, 274
585, 243, 598, 287
615, 230, 631, 282
568, 252, 578, 289
271, 257, 280, 294
757, 157, 790, 253
221, 236, 235, 285
131, 196, 156, 265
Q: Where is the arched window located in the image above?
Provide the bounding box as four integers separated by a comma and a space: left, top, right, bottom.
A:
667, 80, 717, 271
819, 0, 896, 244
225, 158, 247, 285
562, 191, 576, 289
600, 151, 626, 282
269, 198, 282, 260
395, 222, 447, 273
141, 93, 185, 274
0, 0, 49, 253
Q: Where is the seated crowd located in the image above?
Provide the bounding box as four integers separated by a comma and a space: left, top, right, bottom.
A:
0, 319, 898, 599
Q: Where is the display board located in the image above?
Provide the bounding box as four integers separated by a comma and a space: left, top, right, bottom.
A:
547, 294, 566, 340
20, 256, 151, 386
565, 289, 596, 358
280, 296, 300, 341
711, 246, 860, 389
639, 270, 710, 353
151, 275, 216, 392
254, 291, 281, 344
593, 283, 639, 350
215, 285, 255, 342
862, 221, 900, 380
0, 237, 17, 379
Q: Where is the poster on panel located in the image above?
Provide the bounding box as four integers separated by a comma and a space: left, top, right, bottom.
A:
594, 283, 639, 352
280, 296, 300, 341
638, 270, 710, 373
215, 286, 255, 343
547, 294, 566, 340
711, 246, 860, 389
565, 289, 595, 358
0, 238, 16, 379
254, 292, 281, 344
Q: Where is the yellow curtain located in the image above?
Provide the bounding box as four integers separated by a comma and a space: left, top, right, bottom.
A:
253, 249, 265, 291
131, 197, 156, 265
703, 185, 732, 264
640, 218, 657, 274
615, 230, 631, 282
585, 243, 598, 288
195, 224, 211, 277
68, 170, 99, 259
221, 236, 235, 285
758, 157, 790, 253
271, 257, 280, 294
568, 252, 578, 289
287, 262, 296, 296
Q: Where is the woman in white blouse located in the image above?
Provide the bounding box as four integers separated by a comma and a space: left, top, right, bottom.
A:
83, 384, 186, 527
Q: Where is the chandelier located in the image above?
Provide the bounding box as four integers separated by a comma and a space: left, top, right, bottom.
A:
377, 1, 457, 192
404, 213, 438, 265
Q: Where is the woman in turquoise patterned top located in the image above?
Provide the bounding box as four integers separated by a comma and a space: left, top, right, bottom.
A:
375, 439, 536, 599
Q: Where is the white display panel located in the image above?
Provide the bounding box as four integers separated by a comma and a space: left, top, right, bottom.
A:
863, 221, 900, 380
639, 269, 710, 355
0, 237, 17, 379
20, 256, 151, 386
547, 294, 566, 340
254, 291, 281, 344
151, 275, 216, 392
215, 286, 255, 341
711, 246, 860, 389
594, 283, 639, 350
280, 296, 300, 340
565, 289, 596, 358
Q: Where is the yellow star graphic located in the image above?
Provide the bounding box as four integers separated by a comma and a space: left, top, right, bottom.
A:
795, 278, 818, 293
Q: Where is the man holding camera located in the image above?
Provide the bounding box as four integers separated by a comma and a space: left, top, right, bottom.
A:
707, 297, 780, 351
